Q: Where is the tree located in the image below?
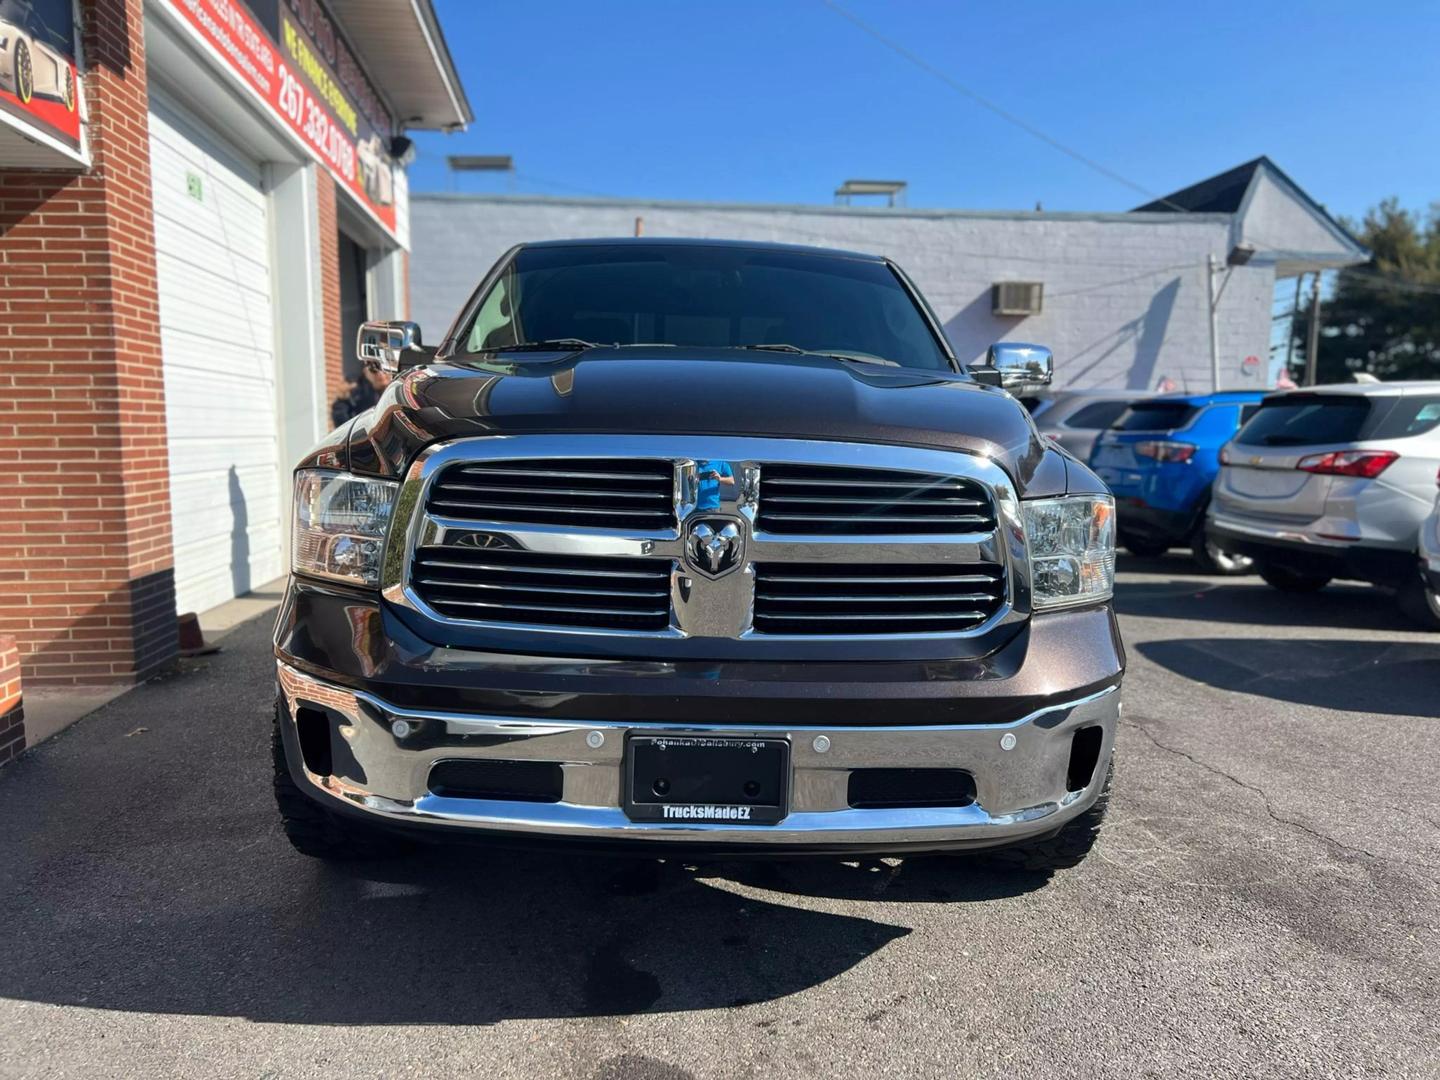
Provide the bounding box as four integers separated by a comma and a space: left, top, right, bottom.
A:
1295, 199, 1440, 383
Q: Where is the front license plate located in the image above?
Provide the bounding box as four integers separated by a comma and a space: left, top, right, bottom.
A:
624, 735, 790, 825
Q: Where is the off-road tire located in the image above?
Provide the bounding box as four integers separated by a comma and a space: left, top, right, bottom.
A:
272, 705, 414, 860
983, 761, 1113, 872
1258, 563, 1330, 593
1191, 525, 1253, 575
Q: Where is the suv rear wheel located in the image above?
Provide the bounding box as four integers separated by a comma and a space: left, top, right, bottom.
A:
1121, 534, 1170, 559
1191, 526, 1253, 575
272, 703, 415, 861
1258, 563, 1330, 593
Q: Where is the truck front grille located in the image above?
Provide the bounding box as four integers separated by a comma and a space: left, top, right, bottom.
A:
395, 437, 1019, 658
752, 562, 1006, 635
411, 546, 672, 631
427, 459, 675, 531
756, 464, 995, 535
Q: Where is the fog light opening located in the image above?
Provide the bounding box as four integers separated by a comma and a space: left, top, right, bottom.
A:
1067, 726, 1104, 793
294, 706, 334, 777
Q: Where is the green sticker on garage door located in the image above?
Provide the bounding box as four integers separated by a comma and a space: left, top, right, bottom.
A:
186, 171, 204, 202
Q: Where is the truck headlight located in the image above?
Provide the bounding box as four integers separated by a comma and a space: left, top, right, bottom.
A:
291, 471, 398, 588
1023, 495, 1115, 611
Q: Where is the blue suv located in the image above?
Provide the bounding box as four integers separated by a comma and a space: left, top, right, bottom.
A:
1089, 391, 1266, 572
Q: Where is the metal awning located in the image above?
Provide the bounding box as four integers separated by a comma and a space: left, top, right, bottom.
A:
339, 0, 472, 131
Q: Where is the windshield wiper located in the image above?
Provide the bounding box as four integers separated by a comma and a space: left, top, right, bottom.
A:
739, 343, 900, 367
478, 338, 604, 353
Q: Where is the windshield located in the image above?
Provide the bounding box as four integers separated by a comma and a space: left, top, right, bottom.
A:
456, 244, 952, 371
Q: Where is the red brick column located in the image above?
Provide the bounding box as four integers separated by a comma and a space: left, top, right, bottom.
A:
0, 0, 176, 686
0, 637, 23, 765
316, 172, 345, 426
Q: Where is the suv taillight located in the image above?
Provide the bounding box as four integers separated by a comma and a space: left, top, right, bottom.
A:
1296, 450, 1398, 478
1135, 440, 1196, 463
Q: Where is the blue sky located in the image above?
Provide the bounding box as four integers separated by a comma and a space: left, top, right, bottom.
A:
410, 0, 1439, 224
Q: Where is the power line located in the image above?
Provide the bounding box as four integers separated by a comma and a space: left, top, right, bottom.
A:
820, 0, 1190, 214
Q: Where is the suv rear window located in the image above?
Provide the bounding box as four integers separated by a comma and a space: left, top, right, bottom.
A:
1111, 402, 1197, 432
1234, 396, 1370, 447
1065, 400, 1130, 430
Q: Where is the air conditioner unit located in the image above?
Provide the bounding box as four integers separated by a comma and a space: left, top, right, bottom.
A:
992, 281, 1043, 316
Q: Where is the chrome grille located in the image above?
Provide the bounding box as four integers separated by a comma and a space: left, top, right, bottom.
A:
427, 459, 676, 531
753, 563, 1006, 635
411, 546, 672, 631
391, 436, 1022, 658
756, 465, 995, 534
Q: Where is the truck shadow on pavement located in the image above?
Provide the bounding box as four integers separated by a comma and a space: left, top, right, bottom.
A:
0, 609, 1055, 1026
1136, 637, 1440, 717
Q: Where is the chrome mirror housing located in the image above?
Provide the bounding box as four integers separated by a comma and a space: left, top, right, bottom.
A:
972, 342, 1053, 389
357, 320, 426, 373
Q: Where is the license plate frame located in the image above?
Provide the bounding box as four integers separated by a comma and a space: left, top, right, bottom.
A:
623, 735, 790, 826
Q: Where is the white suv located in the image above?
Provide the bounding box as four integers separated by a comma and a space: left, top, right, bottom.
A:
1208, 382, 1440, 626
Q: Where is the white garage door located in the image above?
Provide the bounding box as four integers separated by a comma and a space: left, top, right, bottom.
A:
148, 91, 283, 615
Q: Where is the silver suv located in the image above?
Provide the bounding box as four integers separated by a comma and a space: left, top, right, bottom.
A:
1025, 389, 1151, 461
1208, 382, 1440, 626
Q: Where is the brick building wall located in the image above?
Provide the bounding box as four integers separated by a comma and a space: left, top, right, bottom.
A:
0, 636, 23, 765
0, 0, 177, 687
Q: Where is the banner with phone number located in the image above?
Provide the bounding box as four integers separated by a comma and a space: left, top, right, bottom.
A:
162, 0, 398, 238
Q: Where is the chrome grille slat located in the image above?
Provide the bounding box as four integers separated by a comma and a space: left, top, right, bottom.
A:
415, 554, 661, 580
762, 513, 992, 525
757, 464, 997, 536
762, 593, 1000, 604
431, 500, 672, 518
423, 598, 670, 618
439, 483, 672, 501
428, 458, 676, 531
760, 572, 998, 584
756, 610, 991, 623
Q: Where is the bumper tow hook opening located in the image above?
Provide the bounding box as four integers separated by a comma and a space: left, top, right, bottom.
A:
1067, 725, 1104, 792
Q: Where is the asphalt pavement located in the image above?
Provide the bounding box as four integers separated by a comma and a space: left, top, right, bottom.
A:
2, 556, 1437, 1079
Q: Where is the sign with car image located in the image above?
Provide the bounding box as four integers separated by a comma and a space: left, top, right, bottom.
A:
161, 0, 400, 237
0, 0, 82, 153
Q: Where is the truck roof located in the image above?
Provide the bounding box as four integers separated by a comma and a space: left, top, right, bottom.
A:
518, 237, 887, 262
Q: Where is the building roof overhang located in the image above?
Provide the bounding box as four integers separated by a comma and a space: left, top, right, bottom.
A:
339, 0, 472, 131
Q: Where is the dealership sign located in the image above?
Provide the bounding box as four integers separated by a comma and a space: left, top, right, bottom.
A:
0, 0, 83, 154
161, 0, 399, 237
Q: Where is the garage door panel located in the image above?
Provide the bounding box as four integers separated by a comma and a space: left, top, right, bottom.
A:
150, 90, 283, 616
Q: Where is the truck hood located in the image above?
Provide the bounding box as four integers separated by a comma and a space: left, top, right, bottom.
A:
344, 348, 1062, 493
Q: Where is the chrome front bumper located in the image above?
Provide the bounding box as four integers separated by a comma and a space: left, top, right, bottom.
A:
277, 662, 1119, 850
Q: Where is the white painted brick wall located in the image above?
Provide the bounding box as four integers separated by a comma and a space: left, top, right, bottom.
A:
409, 196, 1275, 393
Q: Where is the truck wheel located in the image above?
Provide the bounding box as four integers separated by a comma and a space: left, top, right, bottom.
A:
1258, 564, 1330, 593
14, 40, 33, 104
1396, 576, 1440, 630
1191, 526, 1253, 575
271, 704, 414, 861
983, 761, 1112, 872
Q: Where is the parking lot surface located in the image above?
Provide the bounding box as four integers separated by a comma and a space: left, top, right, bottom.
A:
2, 558, 1437, 1079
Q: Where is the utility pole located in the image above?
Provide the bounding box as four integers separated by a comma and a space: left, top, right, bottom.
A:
1304, 273, 1323, 386
1206, 254, 1221, 393
1283, 274, 1304, 376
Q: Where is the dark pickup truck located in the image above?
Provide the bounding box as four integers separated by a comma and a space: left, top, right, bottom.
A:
273, 239, 1122, 869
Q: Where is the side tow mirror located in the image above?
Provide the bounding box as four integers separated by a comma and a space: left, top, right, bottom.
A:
967, 342, 1053, 389
357, 320, 431, 373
